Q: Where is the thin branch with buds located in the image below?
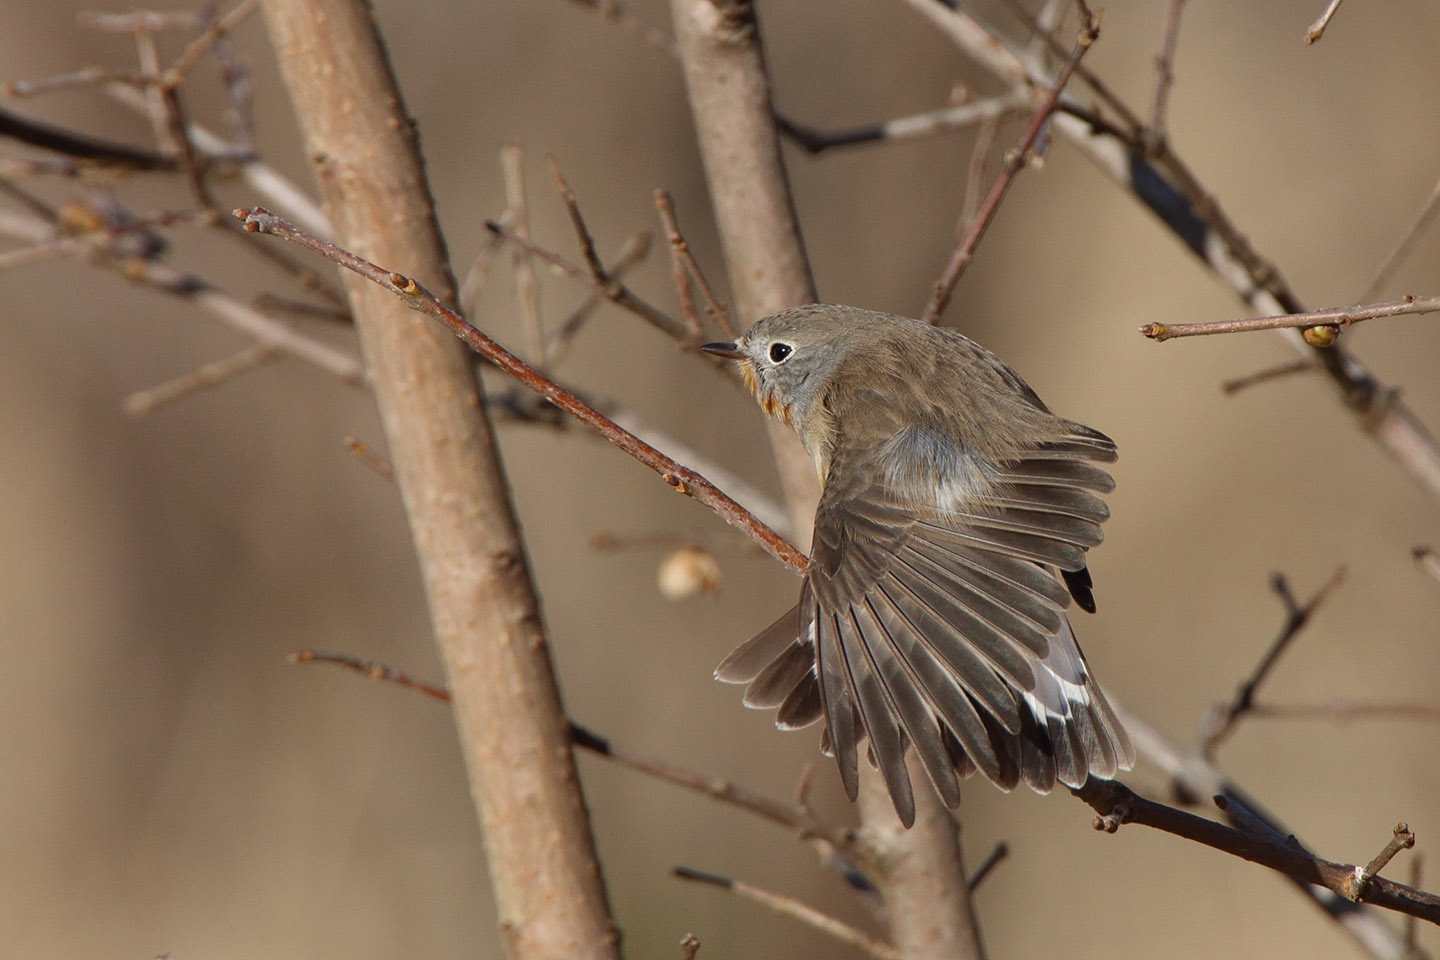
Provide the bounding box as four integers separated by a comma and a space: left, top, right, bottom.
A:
1075, 779, 1440, 923
1141, 296, 1440, 342
236, 206, 806, 574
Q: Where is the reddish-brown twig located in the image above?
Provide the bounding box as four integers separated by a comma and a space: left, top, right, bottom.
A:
921, 10, 1100, 324
236, 206, 805, 574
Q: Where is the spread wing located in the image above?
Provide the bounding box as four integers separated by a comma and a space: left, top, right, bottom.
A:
716, 429, 1133, 827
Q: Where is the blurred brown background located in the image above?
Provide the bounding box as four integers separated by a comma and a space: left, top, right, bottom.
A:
3, 1, 1440, 957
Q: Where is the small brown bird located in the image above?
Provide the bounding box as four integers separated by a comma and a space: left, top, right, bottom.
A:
701, 304, 1132, 827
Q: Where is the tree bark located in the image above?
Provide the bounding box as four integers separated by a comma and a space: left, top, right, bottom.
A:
258, 3, 620, 958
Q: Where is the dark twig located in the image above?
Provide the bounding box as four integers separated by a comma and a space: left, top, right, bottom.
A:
1150, 0, 1186, 137
1409, 856, 1426, 954
1304, 0, 1346, 44
1415, 546, 1440, 587
237, 207, 805, 573
1350, 825, 1418, 901
1075, 779, 1440, 924
1200, 567, 1346, 757
673, 867, 899, 960
967, 842, 1010, 892
921, 11, 1100, 324
1142, 296, 1440, 342
1220, 359, 1317, 396
777, 94, 1025, 156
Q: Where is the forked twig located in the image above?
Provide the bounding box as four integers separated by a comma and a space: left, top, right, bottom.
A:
236, 206, 805, 574
921, 9, 1100, 324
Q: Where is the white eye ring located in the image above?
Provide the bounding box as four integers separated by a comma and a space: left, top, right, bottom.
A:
768, 342, 793, 363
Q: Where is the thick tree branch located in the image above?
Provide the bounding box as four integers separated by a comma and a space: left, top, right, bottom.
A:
254, 2, 620, 958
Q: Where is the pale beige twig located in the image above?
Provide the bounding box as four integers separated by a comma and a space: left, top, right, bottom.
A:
501, 142, 545, 364
1359, 171, 1440, 303
1304, 0, 1346, 44
674, 867, 899, 960
123, 343, 280, 417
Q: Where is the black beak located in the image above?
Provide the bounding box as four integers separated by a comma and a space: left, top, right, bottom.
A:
700, 341, 745, 360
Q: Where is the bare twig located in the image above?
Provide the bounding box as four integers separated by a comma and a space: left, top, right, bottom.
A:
673, 867, 899, 960
164, 0, 261, 88
777, 94, 1026, 155
1359, 171, 1440, 303
1076, 779, 1440, 924
1220, 359, 1317, 396
1304, 0, 1347, 44
967, 842, 1009, 892
921, 11, 1100, 324
290, 649, 450, 700
1200, 567, 1346, 757
501, 143, 545, 363
544, 231, 652, 365
547, 156, 607, 282
654, 189, 720, 338
1415, 546, 1440, 587
1142, 296, 1440, 342
1150, 0, 1186, 136
237, 207, 806, 573
344, 436, 396, 483
123, 343, 279, 416
1351, 825, 1417, 900
486, 219, 696, 344
680, 933, 700, 960
1246, 701, 1440, 724
960, 114, 1002, 231
289, 648, 853, 847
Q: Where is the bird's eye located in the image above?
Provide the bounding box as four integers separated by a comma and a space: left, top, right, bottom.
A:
768, 342, 793, 363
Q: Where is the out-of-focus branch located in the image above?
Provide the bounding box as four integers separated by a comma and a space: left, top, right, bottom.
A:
254, 1, 621, 958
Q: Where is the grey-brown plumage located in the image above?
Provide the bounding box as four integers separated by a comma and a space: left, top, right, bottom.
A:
702, 304, 1133, 827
